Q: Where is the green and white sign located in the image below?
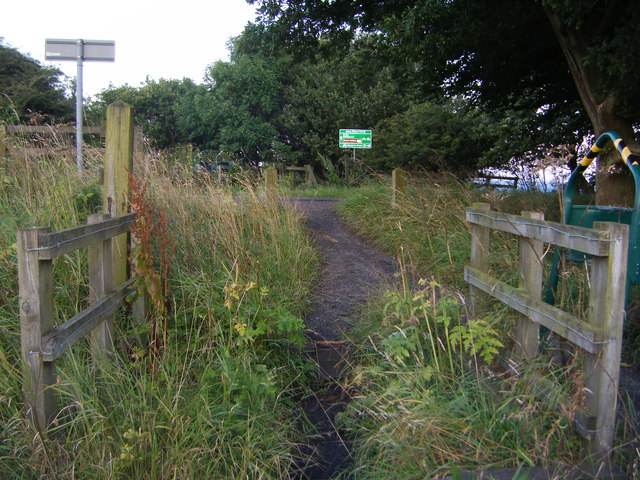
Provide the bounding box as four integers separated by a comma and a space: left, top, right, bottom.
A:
339, 129, 372, 149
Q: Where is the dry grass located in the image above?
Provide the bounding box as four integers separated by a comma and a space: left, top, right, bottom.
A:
0, 132, 318, 478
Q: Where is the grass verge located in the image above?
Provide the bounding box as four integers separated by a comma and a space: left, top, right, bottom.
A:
335, 175, 639, 477
0, 134, 318, 478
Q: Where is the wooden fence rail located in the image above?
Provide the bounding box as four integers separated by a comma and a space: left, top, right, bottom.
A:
0, 123, 143, 162
472, 175, 519, 189
465, 202, 628, 458
5, 125, 106, 135
18, 213, 141, 428
286, 165, 318, 186
17, 101, 141, 430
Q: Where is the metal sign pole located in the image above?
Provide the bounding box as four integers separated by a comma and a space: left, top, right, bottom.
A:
76, 40, 84, 174
45, 38, 115, 175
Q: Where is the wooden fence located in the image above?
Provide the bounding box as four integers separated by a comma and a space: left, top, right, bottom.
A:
16, 101, 144, 429
465, 203, 628, 458
18, 214, 140, 428
286, 165, 318, 187
391, 167, 406, 208
0, 123, 144, 161
472, 175, 519, 189
263, 164, 319, 193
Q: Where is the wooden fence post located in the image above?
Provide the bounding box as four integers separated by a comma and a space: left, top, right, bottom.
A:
584, 222, 628, 457
0, 125, 7, 158
468, 203, 491, 316
305, 164, 318, 186
515, 211, 543, 360
18, 227, 56, 429
104, 101, 133, 287
133, 126, 144, 160
88, 214, 114, 358
265, 165, 278, 197
391, 168, 406, 208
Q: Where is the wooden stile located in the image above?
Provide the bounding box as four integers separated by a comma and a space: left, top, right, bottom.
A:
465, 202, 629, 458
18, 216, 139, 427
17, 102, 145, 431
286, 165, 318, 187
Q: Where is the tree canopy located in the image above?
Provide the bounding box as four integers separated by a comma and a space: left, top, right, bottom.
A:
247, 0, 639, 138
0, 40, 73, 124
244, 0, 639, 197
90, 78, 198, 149
79, 0, 639, 189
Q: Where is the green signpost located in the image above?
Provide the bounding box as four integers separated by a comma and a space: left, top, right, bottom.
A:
339, 129, 372, 183
339, 129, 372, 149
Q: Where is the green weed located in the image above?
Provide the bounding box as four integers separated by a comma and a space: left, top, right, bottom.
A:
0, 132, 318, 478
340, 281, 586, 477
337, 175, 637, 477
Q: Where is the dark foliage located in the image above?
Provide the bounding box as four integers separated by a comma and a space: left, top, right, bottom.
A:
0, 40, 73, 124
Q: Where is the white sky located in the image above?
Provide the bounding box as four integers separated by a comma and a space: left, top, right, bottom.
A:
1, 0, 258, 98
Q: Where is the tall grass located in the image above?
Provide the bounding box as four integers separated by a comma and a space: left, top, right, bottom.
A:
335, 175, 638, 476
337, 175, 560, 289
339, 281, 588, 477
0, 133, 318, 478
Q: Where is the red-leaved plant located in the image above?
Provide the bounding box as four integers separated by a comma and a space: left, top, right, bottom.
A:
129, 173, 175, 359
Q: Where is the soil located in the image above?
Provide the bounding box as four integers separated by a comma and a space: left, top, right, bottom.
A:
292, 198, 398, 342
287, 197, 398, 479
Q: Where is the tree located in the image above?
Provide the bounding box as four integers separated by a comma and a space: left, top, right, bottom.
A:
541, 0, 640, 204
91, 78, 197, 148
368, 99, 497, 172
276, 35, 412, 172
0, 40, 73, 123
247, 0, 640, 200
208, 55, 284, 164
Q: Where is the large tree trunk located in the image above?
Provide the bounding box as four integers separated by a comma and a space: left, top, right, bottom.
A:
542, 4, 637, 207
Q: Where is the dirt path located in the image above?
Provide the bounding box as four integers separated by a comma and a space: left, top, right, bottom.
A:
286, 198, 636, 479
292, 198, 398, 341
286, 198, 398, 479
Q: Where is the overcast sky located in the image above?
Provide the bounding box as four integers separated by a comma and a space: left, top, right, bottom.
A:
1, 0, 258, 97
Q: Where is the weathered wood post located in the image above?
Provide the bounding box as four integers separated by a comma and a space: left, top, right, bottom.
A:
104, 101, 133, 287
0, 125, 7, 158
515, 211, 544, 360
391, 167, 406, 208
584, 222, 628, 457
305, 164, 318, 186
468, 203, 491, 315
265, 165, 278, 198
133, 126, 144, 159
18, 227, 56, 429
88, 214, 115, 357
